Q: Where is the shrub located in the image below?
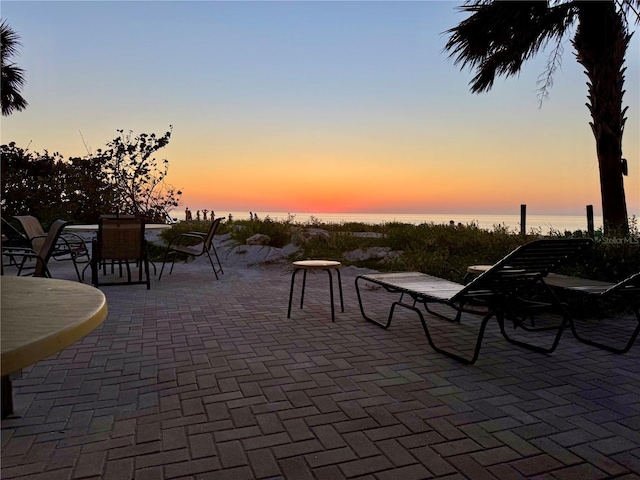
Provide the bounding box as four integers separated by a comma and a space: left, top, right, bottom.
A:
156, 216, 639, 283
1, 127, 182, 225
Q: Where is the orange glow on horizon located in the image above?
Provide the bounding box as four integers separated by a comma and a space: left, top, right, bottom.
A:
170, 144, 611, 216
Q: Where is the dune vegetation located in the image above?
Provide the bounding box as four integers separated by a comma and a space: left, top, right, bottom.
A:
158, 216, 639, 284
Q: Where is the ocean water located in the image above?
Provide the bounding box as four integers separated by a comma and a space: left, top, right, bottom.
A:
172, 210, 605, 234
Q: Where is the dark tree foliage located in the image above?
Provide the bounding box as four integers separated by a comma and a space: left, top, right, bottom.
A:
1, 127, 182, 227
1, 144, 69, 226
96, 127, 181, 222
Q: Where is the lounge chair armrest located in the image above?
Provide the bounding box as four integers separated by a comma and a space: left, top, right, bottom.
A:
2, 246, 37, 255
2, 247, 40, 266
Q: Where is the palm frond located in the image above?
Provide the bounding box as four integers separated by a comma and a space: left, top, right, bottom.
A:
444, 1, 577, 92
0, 19, 28, 115
536, 38, 565, 106
1, 19, 22, 62
616, 0, 640, 24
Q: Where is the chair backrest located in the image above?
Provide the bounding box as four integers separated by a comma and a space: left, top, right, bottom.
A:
203, 217, 222, 250
455, 238, 594, 302
1, 216, 30, 248
96, 216, 146, 261
13, 215, 47, 253
34, 219, 71, 276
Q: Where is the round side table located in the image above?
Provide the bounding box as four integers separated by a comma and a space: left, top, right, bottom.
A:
287, 260, 344, 322
464, 264, 491, 284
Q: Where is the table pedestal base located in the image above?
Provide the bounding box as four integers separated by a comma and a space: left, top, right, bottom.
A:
2, 375, 14, 419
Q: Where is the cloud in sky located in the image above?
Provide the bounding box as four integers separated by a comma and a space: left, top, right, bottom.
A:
2, 1, 639, 217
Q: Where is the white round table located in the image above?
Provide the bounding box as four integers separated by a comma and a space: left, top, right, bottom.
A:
1, 276, 108, 417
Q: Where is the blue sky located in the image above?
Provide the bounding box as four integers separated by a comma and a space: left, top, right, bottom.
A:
2, 1, 639, 217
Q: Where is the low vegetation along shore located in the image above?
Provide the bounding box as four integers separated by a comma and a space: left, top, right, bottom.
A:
155, 216, 640, 284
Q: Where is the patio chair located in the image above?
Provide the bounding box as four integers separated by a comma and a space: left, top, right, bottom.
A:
159, 217, 223, 280
2, 216, 32, 271
545, 272, 640, 354
91, 216, 150, 289
355, 238, 593, 364
3, 219, 72, 278
12, 215, 89, 281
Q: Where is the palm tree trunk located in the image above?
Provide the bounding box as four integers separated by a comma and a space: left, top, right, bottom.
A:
573, 1, 630, 236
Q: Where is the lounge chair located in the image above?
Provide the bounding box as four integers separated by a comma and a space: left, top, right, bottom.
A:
544, 272, 640, 353
1, 216, 32, 271
12, 215, 89, 281
4, 219, 72, 278
91, 216, 150, 289
159, 217, 223, 280
355, 238, 593, 364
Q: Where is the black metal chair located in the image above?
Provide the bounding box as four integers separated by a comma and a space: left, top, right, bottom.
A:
355, 238, 593, 364
3, 219, 72, 278
2, 216, 32, 272
159, 217, 223, 280
91, 216, 150, 289
545, 272, 640, 354
12, 215, 89, 281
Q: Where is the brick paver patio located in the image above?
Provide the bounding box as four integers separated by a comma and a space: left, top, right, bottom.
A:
2, 251, 639, 479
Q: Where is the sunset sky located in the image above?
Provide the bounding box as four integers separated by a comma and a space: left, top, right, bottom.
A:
2, 1, 639, 218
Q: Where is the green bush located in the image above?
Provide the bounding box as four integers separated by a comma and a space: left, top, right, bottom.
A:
375, 223, 529, 282
156, 216, 639, 283
223, 215, 296, 248
158, 220, 212, 244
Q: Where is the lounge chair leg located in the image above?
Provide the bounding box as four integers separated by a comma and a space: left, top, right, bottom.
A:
405, 300, 493, 365
498, 280, 571, 354
568, 309, 640, 354
423, 302, 463, 324
355, 276, 394, 329
498, 312, 568, 354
